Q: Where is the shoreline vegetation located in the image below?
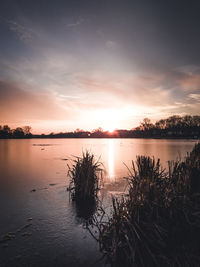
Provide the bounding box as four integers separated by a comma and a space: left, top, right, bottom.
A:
67, 151, 104, 221
66, 143, 200, 266
82, 143, 200, 267
67, 151, 103, 201
1, 115, 200, 139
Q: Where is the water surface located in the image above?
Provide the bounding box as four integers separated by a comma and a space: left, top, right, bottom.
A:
0, 138, 197, 266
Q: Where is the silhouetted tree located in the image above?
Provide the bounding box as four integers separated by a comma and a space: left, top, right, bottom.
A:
0, 125, 11, 138
3, 125, 11, 133
13, 127, 25, 138
140, 118, 154, 130
23, 126, 32, 135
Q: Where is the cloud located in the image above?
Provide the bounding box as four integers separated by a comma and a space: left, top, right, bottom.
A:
58, 94, 81, 99
74, 71, 171, 106
72, 68, 200, 119
6, 20, 36, 44
0, 80, 72, 123
1, 48, 200, 132
160, 65, 200, 92
0, 52, 79, 91
177, 73, 200, 91
106, 40, 118, 49
188, 93, 200, 101
66, 18, 86, 28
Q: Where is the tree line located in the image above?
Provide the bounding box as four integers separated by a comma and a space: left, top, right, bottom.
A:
0, 125, 32, 138
1, 115, 200, 139
134, 115, 200, 138
138, 115, 200, 131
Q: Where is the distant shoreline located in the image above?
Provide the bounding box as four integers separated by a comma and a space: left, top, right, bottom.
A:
1, 115, 200, 139
0, 136, 199, 140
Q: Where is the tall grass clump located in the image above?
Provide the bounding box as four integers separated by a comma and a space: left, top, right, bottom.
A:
67, 151, 103, 201
91, 143, 200, 267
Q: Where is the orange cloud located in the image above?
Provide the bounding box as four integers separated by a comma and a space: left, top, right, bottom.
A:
0, 80, 71, 123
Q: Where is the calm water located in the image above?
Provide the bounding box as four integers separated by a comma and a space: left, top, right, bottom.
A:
0, 138, 197, 267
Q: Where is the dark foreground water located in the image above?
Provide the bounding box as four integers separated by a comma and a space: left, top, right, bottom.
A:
0, 138, 198, 267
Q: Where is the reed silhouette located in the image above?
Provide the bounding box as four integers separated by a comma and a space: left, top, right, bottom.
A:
67, 151, 103, 201
89, 143, 200, 267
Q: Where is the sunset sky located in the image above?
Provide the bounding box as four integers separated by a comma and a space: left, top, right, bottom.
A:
0, 0, 200, 133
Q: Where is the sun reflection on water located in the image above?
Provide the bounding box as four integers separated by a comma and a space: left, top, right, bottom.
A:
108, 139, 115, 180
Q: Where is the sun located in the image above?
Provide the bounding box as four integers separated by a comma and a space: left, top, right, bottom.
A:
93, 108, 119, 133
107, 127, 115, 133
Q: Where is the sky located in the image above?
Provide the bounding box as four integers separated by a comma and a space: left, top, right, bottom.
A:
0, 0, 200, 133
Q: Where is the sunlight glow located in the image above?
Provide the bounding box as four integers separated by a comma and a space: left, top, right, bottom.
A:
108, 127, 115, 133
93, 108, 121, 132
76, 105, 150, 134
108, 139, 115, 180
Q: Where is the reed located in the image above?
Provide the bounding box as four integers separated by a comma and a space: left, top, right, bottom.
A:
90, 143, 200, 267
67, 151, 103, 201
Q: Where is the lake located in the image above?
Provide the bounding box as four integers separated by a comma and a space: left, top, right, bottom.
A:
0, 138, 197, 267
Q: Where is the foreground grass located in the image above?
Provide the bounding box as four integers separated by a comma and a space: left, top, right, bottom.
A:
90, 143, 200, 267
67, 151, 103, 201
